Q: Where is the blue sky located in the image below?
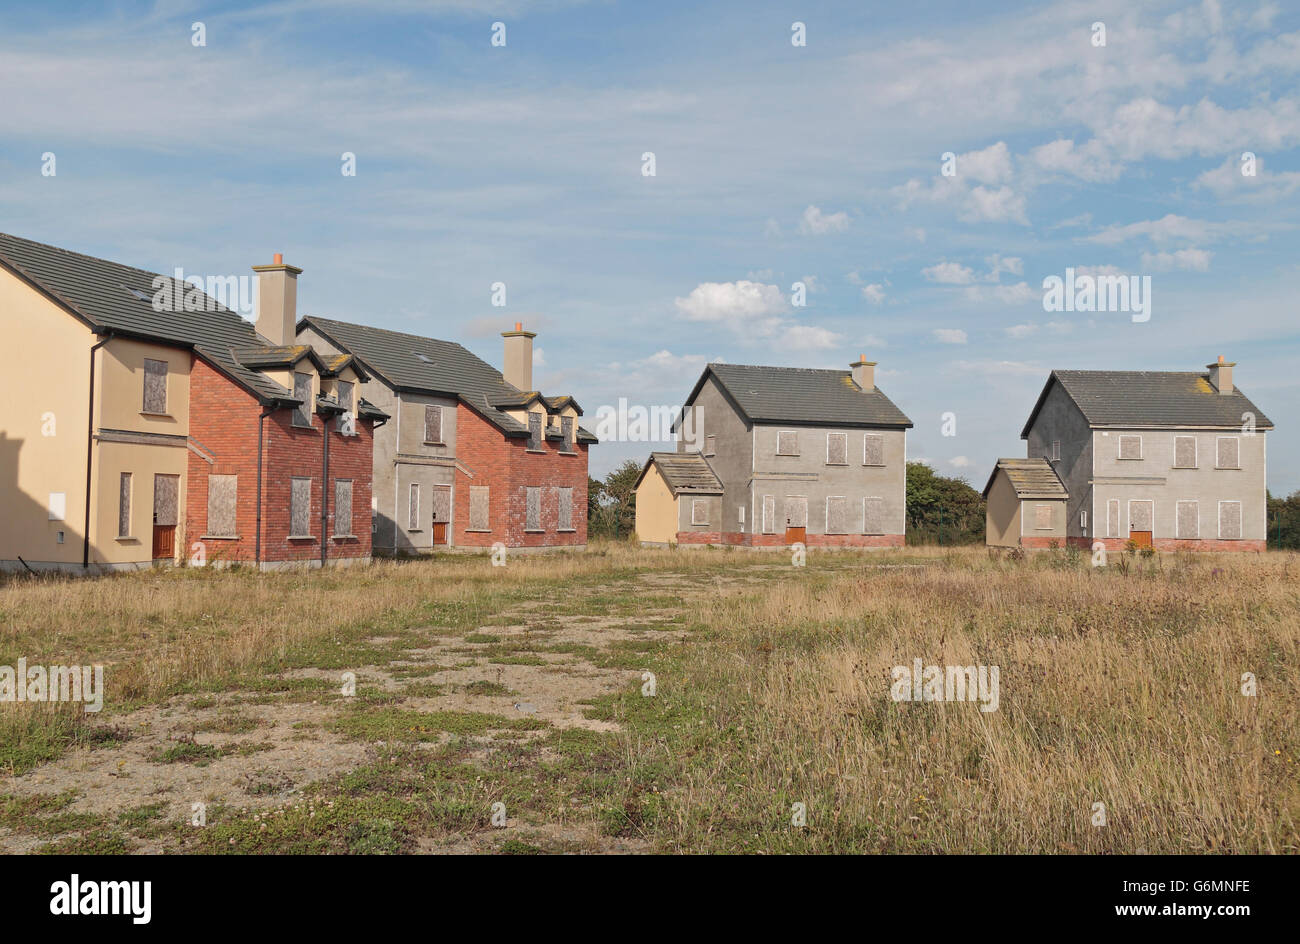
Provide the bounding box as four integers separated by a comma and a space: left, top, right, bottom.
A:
2, 0, 1297, 492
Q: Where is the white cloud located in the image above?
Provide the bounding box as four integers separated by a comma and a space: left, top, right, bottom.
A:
961, 185, 1028, 224
923, 261, 976, 284
1194, 154, 1300, 201
1141, 248, 1213, 271
985, 254, 1023, 279
1028, 138, 1120, 182
1006, 323, 1038, 338
1086, 214, 1227, 246
674, 280, 788, 323
933, 328, 968, 344
798, 205, 850, 235
781, 324, 842, 351
532, 347, 546, 367
949, 455, 972, 468
861, 283, 886, 304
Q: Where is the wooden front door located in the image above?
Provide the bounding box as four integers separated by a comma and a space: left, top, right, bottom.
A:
152, 474, 179, 561
783, 496, 808, 545
1130, 530, 1153, 548
431, 486, 451, 546
785, 525, 806, 545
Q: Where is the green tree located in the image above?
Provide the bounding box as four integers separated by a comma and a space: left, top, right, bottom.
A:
905, 461, 985, 545
588, 458, 643, 540
1267, 490, 1300, 549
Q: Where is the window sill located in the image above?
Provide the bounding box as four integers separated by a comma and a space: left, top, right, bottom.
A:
523, 529, 545, 533
286, 535, 317, 541
139, 411, 173, 418
406, 529, 423, 533
200, 535, 240, 541
863, 464, 886, 469
1172, 466, 1198, 470
825, 462, 848, 467
558, 450, 578, 456
115, 535, 138, 543
423, 441, 445, 446
332, 534, 358, 540
776, 454, 800, 458
1215, 467, 1241, 471
556, 528, 577, 533
291, 425, 319, 433
1117, 457, 1143, 461
465, 528, 492, 533
525, 448, 546, 454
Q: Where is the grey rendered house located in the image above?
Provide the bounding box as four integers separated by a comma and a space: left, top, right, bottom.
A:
296, 317, 596, 555
985, 357, 1272, 551
634, 357, 913, 547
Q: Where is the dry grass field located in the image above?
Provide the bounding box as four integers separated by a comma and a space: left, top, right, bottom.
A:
1, 542, 1296, 854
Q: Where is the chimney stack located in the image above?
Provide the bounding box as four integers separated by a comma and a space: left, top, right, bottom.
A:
850, 354, 876, 392
1207, 354, 1235, 395
252, 254, 303, 347
501, 322, 536, 391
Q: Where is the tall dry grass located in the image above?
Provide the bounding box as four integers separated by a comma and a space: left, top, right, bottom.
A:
649, 547, 1300, 853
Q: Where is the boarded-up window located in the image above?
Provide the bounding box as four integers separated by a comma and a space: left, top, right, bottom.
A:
864, 496, 885, 534
1216, 437, 1239, 469
561, 415, 574, 448
48, 492, 66, 521
827, 433, 847, 465
118, 472, 132, 537
1118, 435, 1142, 460
293, 372, 313, 427
1129, 500, 1153, 532
864, 434, 885, 467
526, 486, 541, 530
153, 474, 179, 526
143, 358, 167, 413
1174, 435, 1197, 468
528, 412, 543, 450
1107, 499, 1120, 538
783, 496, 807, 528
424, 405, 442, 443
776, 430, 798, 456
704, 434, 716, 457
207, 474, 237, 537
290, 477, 312, 536
336, 380, 354, 413
469, 486, 490, 530
408, 483, 420, 530
762, 495, 775, 534
826, 496, 849, 534
334, 480, 353, 536
556, 487, 573, 530
1034, 503, 1052, 530
1176, 500, 1199, 539
1219, 501, 1242, 540
691, 499, 709, 525
432, 485, 450, 523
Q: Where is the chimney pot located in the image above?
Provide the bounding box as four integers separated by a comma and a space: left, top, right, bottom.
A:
502, 323, 537, 391
1207, 356, 1235, 395
851, 355, 877, 392
252, 256, 302, 346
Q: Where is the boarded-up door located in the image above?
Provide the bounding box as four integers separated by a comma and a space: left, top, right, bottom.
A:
1129, 499, 1153, 547
152, 474, 179, 560
432, 486, 451, 545
784, 496, 807, 545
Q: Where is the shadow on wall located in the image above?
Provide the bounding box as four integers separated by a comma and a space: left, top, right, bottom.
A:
0, 430, 88, 576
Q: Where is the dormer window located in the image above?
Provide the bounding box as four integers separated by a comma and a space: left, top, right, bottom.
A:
292, 372, 313, 427
527, 412, 543, 450
561, 415, 575, 449
336, 380, 355, 435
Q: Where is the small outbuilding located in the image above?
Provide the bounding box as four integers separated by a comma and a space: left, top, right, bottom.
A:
982, 458, 1069, 548
634, 451, 724, 546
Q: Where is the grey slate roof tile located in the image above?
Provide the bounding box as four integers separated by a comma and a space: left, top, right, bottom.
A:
0, 231, 295, 405
982, 457, 1069, 499
1023, 369, 1274, 437
639, 451, 723, 494
300, 315, 597, 442
694, 363, 913, 428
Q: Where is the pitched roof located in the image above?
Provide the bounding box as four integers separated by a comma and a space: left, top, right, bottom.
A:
0, 232, 295, 405
1022, 369, 1274, 437
300, 315, 596, 442
684, 363, 912, 429
982, 458, 1068, 500
635, 451, 723, 495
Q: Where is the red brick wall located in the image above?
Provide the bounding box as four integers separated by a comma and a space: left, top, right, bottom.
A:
186, 358, 374, 566
678, 531, 904, 548
1065, 536, 1265, 553
454, 404, 589, 549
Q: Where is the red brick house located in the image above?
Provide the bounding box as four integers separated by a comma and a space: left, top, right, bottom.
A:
297, 317, 596, 554
0, 232, 385, 573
